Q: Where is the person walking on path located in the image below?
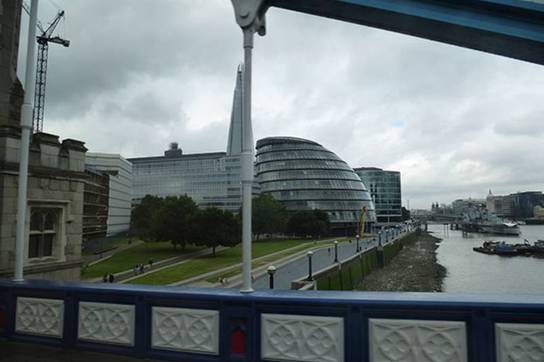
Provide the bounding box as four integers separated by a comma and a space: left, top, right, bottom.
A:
108, 273, 115, 283
102, 274, 108, 283
148, 259, 154, 269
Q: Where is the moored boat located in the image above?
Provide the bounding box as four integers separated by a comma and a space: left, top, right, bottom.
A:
479, 222, 520, 236
473, 241, 521, 256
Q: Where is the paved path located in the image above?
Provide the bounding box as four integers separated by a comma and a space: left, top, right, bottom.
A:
250, 231, 410, 290
251, 237, 377, 289
174, 238, 340, 287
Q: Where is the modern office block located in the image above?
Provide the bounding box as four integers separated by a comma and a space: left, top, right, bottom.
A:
354, 167, 402, 224
85, 153, 133, 236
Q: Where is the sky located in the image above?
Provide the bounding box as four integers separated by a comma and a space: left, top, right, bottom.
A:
17, 0, 544, 209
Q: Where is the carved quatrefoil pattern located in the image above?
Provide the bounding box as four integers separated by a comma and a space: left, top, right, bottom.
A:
151, 306, 219, 355
15, 297, 64, 337
369, 319, 467, 362
261, 313, 344, 362
496, 323, 544, 362
78, 302, 135, 346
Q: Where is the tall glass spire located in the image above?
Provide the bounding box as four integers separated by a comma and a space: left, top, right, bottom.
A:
226, 64, 252, 156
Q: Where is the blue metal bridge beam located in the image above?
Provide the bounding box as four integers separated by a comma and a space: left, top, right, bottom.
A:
268, 0, 544, 65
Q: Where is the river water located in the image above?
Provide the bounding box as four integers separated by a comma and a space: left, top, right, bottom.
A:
430, 224, 544, 294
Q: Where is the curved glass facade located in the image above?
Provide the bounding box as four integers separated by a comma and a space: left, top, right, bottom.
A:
255, 137, 376, 232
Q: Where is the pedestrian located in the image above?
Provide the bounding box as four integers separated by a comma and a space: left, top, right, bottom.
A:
139, 264, 144, 274
149, 259, 154, 269
328, 247, 331, 255
133, 265, 138, 276
102, 274, 108, 283
108, 273, 114, 283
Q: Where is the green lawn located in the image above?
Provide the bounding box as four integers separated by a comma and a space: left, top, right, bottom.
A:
82, 237, 133, 256
127, 238, 346, 285
204, 240, 333, 283
81, 242, 202, 279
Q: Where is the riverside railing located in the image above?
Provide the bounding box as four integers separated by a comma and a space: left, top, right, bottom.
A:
1, 278, 543, 361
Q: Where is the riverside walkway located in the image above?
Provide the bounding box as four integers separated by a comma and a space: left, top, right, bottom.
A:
251, 237, 376, 289
250, 229, 404, 290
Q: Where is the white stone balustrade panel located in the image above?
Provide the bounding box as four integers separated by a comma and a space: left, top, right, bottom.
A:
78, 302, 135, 346
369, 319, 467, 362
496, 323, 544, 362
151, 306, 219, 355
261, 313, 344, 362
15, 297, 64, 338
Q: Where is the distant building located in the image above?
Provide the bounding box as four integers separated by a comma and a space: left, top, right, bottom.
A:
451, 198, 486, 217
129, 147, 245, 211
85, 153, 133, 236
128, 66, 252, 212
0, 3, 86, 281
82, 169, 109, 241
534, 205, 544, 220
255, 136, 376, 235
354, 167, 401, 224
510, 191, 544, 219
486, 190, 512, 218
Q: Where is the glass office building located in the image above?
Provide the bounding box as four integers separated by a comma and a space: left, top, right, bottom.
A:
354, 167, 402, 224
129, 146, 244, 211
255, 137, 376, 234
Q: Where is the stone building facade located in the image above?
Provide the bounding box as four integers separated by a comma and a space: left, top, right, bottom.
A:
0, 0, 87, 280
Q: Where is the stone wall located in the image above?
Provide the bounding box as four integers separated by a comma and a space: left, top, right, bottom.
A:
311, 232, 415, 291
0, 133, 87, 281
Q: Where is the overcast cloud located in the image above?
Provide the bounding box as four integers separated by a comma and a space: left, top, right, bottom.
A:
17, 0, 544, 209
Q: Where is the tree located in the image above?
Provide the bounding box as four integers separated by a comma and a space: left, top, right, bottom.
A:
311, 209, 330, 238
130, 195, 163, 240
252, 194, 288, 240
150, 195, 198, 250
401, 207, 411, 221
287, 210, 330, 238
191, 208, 240, 256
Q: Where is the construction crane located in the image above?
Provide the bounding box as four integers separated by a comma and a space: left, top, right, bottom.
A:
22, 2, 69, 133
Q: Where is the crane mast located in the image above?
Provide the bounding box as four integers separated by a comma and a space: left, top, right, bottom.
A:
22, 3, 69, 133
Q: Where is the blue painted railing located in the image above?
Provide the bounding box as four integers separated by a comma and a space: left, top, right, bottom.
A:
1, 279, 543, 361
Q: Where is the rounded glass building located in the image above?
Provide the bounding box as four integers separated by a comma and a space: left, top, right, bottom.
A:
255, 137, 376, 234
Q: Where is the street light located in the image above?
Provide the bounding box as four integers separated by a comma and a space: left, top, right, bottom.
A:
267, 265, 276, 289
306, 251, 314, 281
334, 240, 339, 263
356, 234, 360, 253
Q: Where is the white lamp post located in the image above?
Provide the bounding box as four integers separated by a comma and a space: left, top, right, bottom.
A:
14, 0, 39, 281
230, 0, 267, 293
